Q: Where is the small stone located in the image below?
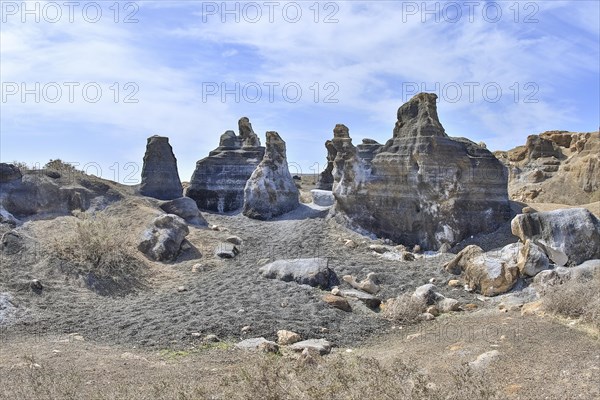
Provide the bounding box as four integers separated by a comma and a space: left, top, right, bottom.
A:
177, 286, 187, 292
277, 330, 302, 345
413, 245, 422, 253
258, 341, 279, 354
369, 244, 390, 254
401, 251, 415, 261
320, 327, 329, 333
322, 294, 351, 312
204, 334, 220, 343
331, 287, 341, 296
344, 239, 357, 249
438, 298, 460, 313
191, 332, 201, 338
30, 279, 43, 290
215, 243, 239, 259
426, 305, 440, 317
447, 279, 461, 288
288, 339, 332, 355
226, 235, 243, 245
241, 325, 252, 333
461, 303, 478, 311
419, 312, 435, 321
210, 225, 220, 231
429, 278, 436, 284
191, 264, 202, 272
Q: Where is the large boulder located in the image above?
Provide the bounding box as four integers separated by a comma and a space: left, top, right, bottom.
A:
330, 93, 511, 250
258, 258, 338, 289
444, 244, 521, 296
242, 131, 299, 220
311, 189, 335, 207
159, 197, 208, 227
517, 239, 550, 277
186, 118, 265, 212
511, 208, 600, 267
139, 136, 183, 200
138, 214, 189, 261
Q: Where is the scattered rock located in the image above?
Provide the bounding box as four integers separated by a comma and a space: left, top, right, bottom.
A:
139, 136, 183, 200
241, 325, 252, 334
469, 350, 500, 370
339, 289, 381, 309
177, 286, 187, 292
288, 339, 332, 355
329, 93, 510, 250
369, 244, 390, 254
225, 235, 243, 245
511, 208, 600, 267
401, 251, 415, 261
447, 279, 461, 288
186, 118, 265, 212
419, 312, 436, 321
215, 243, 239, 259
438, 298, 460, 313
426, 305, 440, 317
259, 258, 339, 289
277, 330, 302, 345
311, 189, 335, 207
412, 284, 444, 305
204, 334, 220, 343
342, 273, 380, 294
243, 131, 299, 220
461, 303, 478, 311
236, 337, 278, 353
138, 214, 189, 262
330, 287, 341, 296
159, 197, 208, 226
29, 279, 43, 291
344, 239, 357, 249
322, 294, 351, 312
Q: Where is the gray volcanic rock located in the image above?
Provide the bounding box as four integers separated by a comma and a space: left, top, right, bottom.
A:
330, 93, 511, 250
186, 118, 265, 212
139, 136, 183, 200
315, 140, 337, 190
511, 208, 600, 267
243, 131, 299, 220
159, 197, 208, 227
258, 258, 339, 289
138, 214, 189, 262
0, 163, 22, 183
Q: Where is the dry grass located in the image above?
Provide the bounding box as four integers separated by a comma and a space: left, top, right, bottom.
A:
50, 211, 146, 295
382, 293, 426, 324
0, 353, 500, 400
542, 269, 600, 330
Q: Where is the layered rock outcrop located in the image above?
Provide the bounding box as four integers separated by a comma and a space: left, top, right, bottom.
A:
139, 136, 183, 200
315, 140, 337, 190
494, 131, 599, 204
243, 131, 299, 220
186, 118, 265, 212
330, 93, 511, 250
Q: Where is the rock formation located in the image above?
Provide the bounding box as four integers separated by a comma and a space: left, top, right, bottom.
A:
139, 136, 183, 200
243, 131, 299, 220
159, 197, 208, 227
315, 140, 337, 190
494, 131, 599, 204
186, 118, 265, 212
329, 92, 511, 250
258, 258, 339, 289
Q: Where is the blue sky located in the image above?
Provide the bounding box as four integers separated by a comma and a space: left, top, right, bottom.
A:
1, 0, 599, 183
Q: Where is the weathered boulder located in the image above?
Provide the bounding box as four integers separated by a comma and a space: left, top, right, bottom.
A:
342, 272, 380, 294
412, 284, 444, 305
186, 118, 265, 212
139, 136, 183, 200
138, 214, 189, 261
288, 339, 332, 355
444, 244, 521, 296
330, 93, 510, 250
0, 163, 22, 183
277, 330, 302, 345
311, 189, 335, 207
322, 294, 352, 311
517, 239, 550, 277
258, 258, 338, 289
236, 337, 279, 353
339, 288, 381, 309
243, 131, 299, 220
315, 140, 337, 190
511, 208, 600, 266
159, 197, 208, 226
534, 259, 600, 290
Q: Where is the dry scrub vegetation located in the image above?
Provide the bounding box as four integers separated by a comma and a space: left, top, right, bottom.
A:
0, 354, 500, 400
50, 211, 146, 295
542, 269, 600, 330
